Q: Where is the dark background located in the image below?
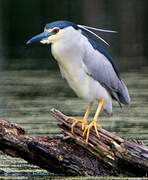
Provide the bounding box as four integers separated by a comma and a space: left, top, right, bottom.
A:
0, 0, 147, 71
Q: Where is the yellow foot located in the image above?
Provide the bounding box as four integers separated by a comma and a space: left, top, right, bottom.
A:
82, 120, 102, 144
66, 116, 87, 133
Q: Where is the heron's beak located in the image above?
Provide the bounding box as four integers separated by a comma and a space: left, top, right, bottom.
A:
26, 31, 53, 44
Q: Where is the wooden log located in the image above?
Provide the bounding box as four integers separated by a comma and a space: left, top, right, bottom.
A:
0, 108, 148, 177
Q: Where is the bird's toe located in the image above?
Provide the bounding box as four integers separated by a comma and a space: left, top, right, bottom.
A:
66, 116, 87, 134
83, 120, 101, 144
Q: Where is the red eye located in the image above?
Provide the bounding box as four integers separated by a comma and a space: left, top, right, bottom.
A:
52, 28, 59, 34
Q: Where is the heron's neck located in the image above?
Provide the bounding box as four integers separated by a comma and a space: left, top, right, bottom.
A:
51, 30, 84, 65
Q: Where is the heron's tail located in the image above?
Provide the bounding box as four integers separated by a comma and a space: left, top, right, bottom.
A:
118, 80, 130, 105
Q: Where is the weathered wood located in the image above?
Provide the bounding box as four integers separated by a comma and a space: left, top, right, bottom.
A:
0, 108, 148, 177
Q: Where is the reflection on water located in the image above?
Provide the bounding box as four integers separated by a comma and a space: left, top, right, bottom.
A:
0, 65, 148, 178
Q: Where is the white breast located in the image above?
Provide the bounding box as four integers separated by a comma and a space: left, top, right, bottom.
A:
51, 28, 89, 99
59, 61, 91, 99
50, 27, 112, 114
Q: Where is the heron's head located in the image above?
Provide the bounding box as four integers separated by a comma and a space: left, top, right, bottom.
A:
26, 20, 117, 46
26, 21, 79, 45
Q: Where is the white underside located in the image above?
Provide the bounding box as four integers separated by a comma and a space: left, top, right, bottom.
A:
50, 27, 113, 115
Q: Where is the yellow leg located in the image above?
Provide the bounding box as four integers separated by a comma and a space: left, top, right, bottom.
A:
66, 102, 93, 133
83, 98, 104, 144
82, 102, 93, 130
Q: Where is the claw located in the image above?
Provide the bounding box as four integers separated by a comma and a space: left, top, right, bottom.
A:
82, 98, 104, 144
65, 102, 93, 135
66, 116, 88, 133
83, 120, 101, 144
65, 99, 104, 144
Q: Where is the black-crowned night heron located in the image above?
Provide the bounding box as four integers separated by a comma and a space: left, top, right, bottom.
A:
26, 20, 130, 144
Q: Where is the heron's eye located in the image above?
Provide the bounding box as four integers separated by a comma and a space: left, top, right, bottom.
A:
52, 28, 59, 34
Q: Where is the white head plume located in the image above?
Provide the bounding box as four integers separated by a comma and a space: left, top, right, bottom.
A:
78, 24, 117, 46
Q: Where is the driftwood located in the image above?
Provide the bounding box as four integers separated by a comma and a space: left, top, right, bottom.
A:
0, 108, 148, 177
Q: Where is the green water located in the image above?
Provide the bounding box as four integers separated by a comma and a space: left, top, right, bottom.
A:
0, 67, 148, 179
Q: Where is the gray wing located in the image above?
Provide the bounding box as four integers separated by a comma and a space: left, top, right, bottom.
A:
83, 50, 130, 105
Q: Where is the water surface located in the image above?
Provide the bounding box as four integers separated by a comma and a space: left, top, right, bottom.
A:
0, 66, 148, 179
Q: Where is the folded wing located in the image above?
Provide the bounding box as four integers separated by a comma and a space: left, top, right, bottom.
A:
82, 33, 130, 106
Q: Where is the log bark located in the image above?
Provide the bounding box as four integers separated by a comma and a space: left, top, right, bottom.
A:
0, 108, 148, 177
